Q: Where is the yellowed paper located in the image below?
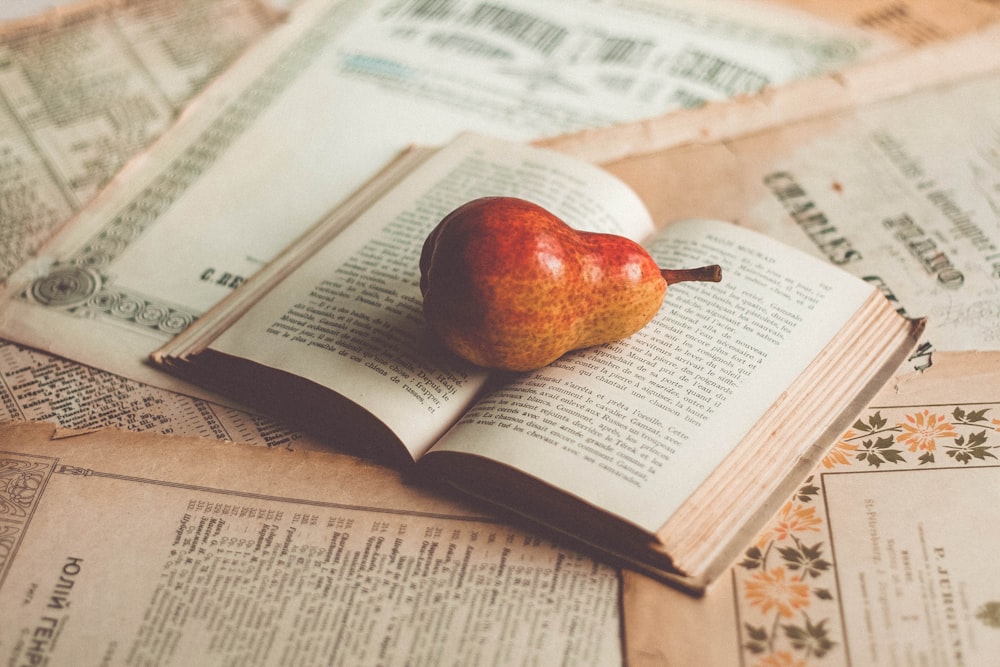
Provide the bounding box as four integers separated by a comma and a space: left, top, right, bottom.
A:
0, 0, 279, 280
622, 351, 1000, 666
542, 23, 1000, 167
548, 26, 1000, 356
771, 0, 1000, 45
0, 420, 623, 665
0, 0, 324, 449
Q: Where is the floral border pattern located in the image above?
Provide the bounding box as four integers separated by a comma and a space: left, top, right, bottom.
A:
734, 403, 1000, 666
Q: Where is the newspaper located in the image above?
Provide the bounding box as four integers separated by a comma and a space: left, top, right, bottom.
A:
0, 0, 894, 400
0, 419, 623, 665
0, 0, 280, 280
546, 25, 1000, 356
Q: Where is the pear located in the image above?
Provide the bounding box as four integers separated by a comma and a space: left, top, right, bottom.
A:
419, 196, 721, 371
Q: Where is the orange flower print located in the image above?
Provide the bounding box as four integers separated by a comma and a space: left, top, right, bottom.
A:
897, 410, 957, 453
992, 418, 1000, 432
757, 501, 822, 548
823, 430, 859, 469
745, 567, 810, 619
753, 651, 808, 667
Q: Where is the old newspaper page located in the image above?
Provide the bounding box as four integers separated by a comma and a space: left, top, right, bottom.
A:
548, 25, 1000, 359
0, 420, 623, 665
622, 351, 1000, 666
0, 0, 893, 398
0, 0, 280, 280
0, 0, 326, 449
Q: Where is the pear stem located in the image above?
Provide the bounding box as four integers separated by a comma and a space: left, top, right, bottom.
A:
660, 264, 722, 285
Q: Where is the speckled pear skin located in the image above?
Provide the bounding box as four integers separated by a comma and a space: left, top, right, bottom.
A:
419, 197, 686, 371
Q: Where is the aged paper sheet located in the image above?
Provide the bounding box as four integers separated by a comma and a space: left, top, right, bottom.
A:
0, 420, 622, 665
549, 26, 1000, 356
622, 351, 1000, 666
0, 0, 280, 280
0, 0, 322, 449
0, 0, 893, 399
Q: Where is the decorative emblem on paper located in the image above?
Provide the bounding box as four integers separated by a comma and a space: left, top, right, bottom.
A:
29, 266, 102, 308
735, 403, 1000, 665
0, 458, 47, 519
26, 266, 196, 335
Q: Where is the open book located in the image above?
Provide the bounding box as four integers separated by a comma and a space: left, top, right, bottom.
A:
152, 133, 923, 593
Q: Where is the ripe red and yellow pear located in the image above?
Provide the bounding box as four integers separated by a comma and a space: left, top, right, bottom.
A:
419, 197, 721, 371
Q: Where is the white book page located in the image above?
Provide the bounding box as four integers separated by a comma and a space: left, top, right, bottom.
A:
209, 133, 654, 458
429, 219, 874, 532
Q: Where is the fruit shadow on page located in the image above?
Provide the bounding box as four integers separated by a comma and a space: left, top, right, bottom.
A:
183, 347, 410, 467
198, 299, 479, 468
